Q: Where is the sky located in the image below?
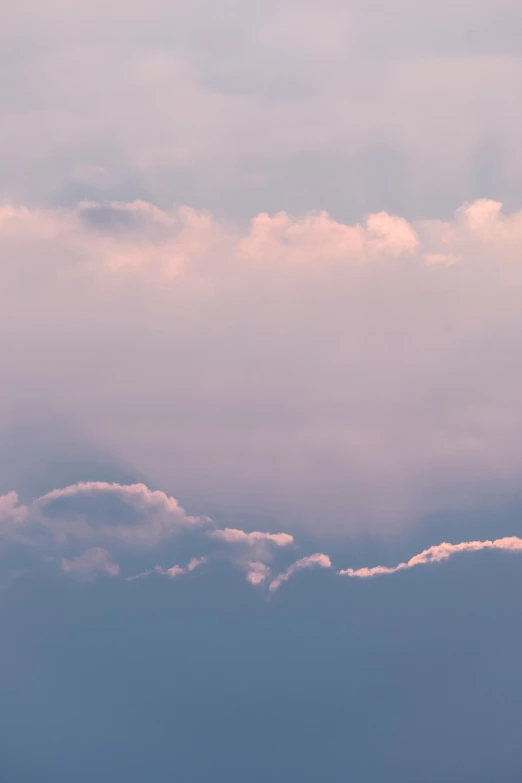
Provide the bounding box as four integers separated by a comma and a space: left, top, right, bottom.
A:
2, 1, 522, 781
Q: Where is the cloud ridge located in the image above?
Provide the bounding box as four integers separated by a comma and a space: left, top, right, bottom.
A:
339, 536, 522, 578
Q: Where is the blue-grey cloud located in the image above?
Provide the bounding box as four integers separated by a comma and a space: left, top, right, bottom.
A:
0, 481, 296, 584
3, 479, 522, 595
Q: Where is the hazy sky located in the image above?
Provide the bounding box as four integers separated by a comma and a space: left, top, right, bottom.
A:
2, 2, 522, 781
2, 0, 522, 218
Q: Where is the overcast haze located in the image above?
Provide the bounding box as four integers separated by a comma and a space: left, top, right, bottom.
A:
2, 2, 522, 781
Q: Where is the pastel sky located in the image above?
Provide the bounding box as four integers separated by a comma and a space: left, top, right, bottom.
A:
3, 2, 522, 781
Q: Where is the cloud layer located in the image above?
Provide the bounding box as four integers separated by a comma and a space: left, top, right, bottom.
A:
2, 1, 522, 220
3, 198, 522, 534
4, 478, 521, 592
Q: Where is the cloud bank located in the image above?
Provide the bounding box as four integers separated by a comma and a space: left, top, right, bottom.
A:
3, 198, 522, 534
3, 479, 522, 592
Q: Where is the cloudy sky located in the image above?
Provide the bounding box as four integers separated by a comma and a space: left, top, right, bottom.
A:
2, 2, 522, 780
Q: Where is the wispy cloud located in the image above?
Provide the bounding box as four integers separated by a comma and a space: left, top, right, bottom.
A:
155, 556, 207, 579
209, 529, 293, 547
269, 554, 332, 592
339, 536, 522, 578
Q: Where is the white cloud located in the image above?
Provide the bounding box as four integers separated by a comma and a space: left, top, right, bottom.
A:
269, 553, 332, 592
339, 536, 522, 579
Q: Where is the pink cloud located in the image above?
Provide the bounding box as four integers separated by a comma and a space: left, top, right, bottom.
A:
6, 198, 522, 537
245, 561, 271, 586
209, 528, 294, 547
0, 197, 494, 281
340, 536, 522, 578
0, 480, 298, 585
0, 491, 29, 542
33, 481, 208, 546
269, 553, 332, 592
155, 556, 207, 579
365, 212, 419, 257
61, 547, 120, 578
